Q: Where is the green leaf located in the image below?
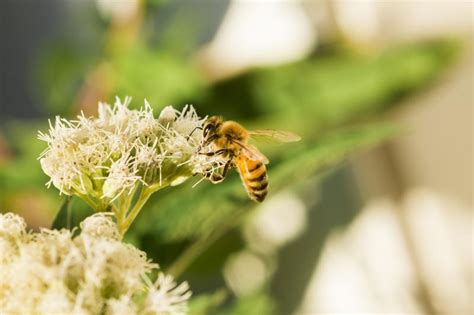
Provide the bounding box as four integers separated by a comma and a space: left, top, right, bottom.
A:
51, 196, 73, 230
110, 46, 205, 109
203, 39, 460, 134
0, 121, 50, 190
188, 290, 227, 315
213, 292, 275, 315
36, 44, 100, 115
51, 197, 94, 230
136, 122, 398, 243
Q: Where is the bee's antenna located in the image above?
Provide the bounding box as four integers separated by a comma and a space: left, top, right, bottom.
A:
186, 126, 202, 141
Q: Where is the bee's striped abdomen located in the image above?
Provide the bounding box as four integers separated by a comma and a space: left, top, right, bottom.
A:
236, 157, 268, 202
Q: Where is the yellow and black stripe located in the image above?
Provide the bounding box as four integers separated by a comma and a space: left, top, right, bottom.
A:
236, 157, 268, 202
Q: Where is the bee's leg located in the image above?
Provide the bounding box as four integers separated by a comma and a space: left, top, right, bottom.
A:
200, 149, 229, 157
220, 158, 232, 177
208, 173, 224, 183
204, 167, 224, 183
206, 158, 233, 183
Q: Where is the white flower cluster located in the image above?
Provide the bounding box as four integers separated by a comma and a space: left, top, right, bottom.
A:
0, 212, 191, 315
38, 97, 223, 206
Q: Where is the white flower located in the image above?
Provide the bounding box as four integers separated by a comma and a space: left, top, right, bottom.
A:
158, 105, 177, 127
101, 154, 142, 200
144, 273, 192, 315
80, 212, 121, 240
106, 294, 137, 315
39, 97, 223, 200
0, 212, 26, 237
38, 97, 226, 233
0, 212, 191, 315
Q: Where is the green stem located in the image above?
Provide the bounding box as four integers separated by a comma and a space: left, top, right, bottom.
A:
78, 194, 100, 212
123, 187, 137, 214
117, 186, 138, 222
109, 203, 120, 216
97, 198, 110, 212
166, 205, 251, 278
118, 187, 154, 235
166, 232, 219, 278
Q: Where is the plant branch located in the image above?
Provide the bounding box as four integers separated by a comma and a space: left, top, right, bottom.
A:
119, 186, 155, 235
166, 204, 251, 278
78, 194, 100, 212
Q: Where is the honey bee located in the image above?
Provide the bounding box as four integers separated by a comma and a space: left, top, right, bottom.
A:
200, 116, 300, 202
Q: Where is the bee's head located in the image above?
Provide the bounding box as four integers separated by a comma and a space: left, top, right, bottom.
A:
203, 116, 223, 144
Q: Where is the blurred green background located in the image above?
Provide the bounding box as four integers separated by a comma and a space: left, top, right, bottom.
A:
1, 1, 472, 314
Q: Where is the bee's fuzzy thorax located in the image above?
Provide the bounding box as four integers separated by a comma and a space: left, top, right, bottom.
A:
220, 121, 249, 141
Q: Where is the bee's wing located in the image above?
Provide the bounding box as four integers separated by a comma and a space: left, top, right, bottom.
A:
232, 140, 269, 164
249, 129, 301, 143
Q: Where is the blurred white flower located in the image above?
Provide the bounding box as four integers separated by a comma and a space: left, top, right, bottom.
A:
0, 212, 191, 315
223, 250, 268, 297
96, 0, 140, 23
0, 212, 26, 237
244, 191, 307, 254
